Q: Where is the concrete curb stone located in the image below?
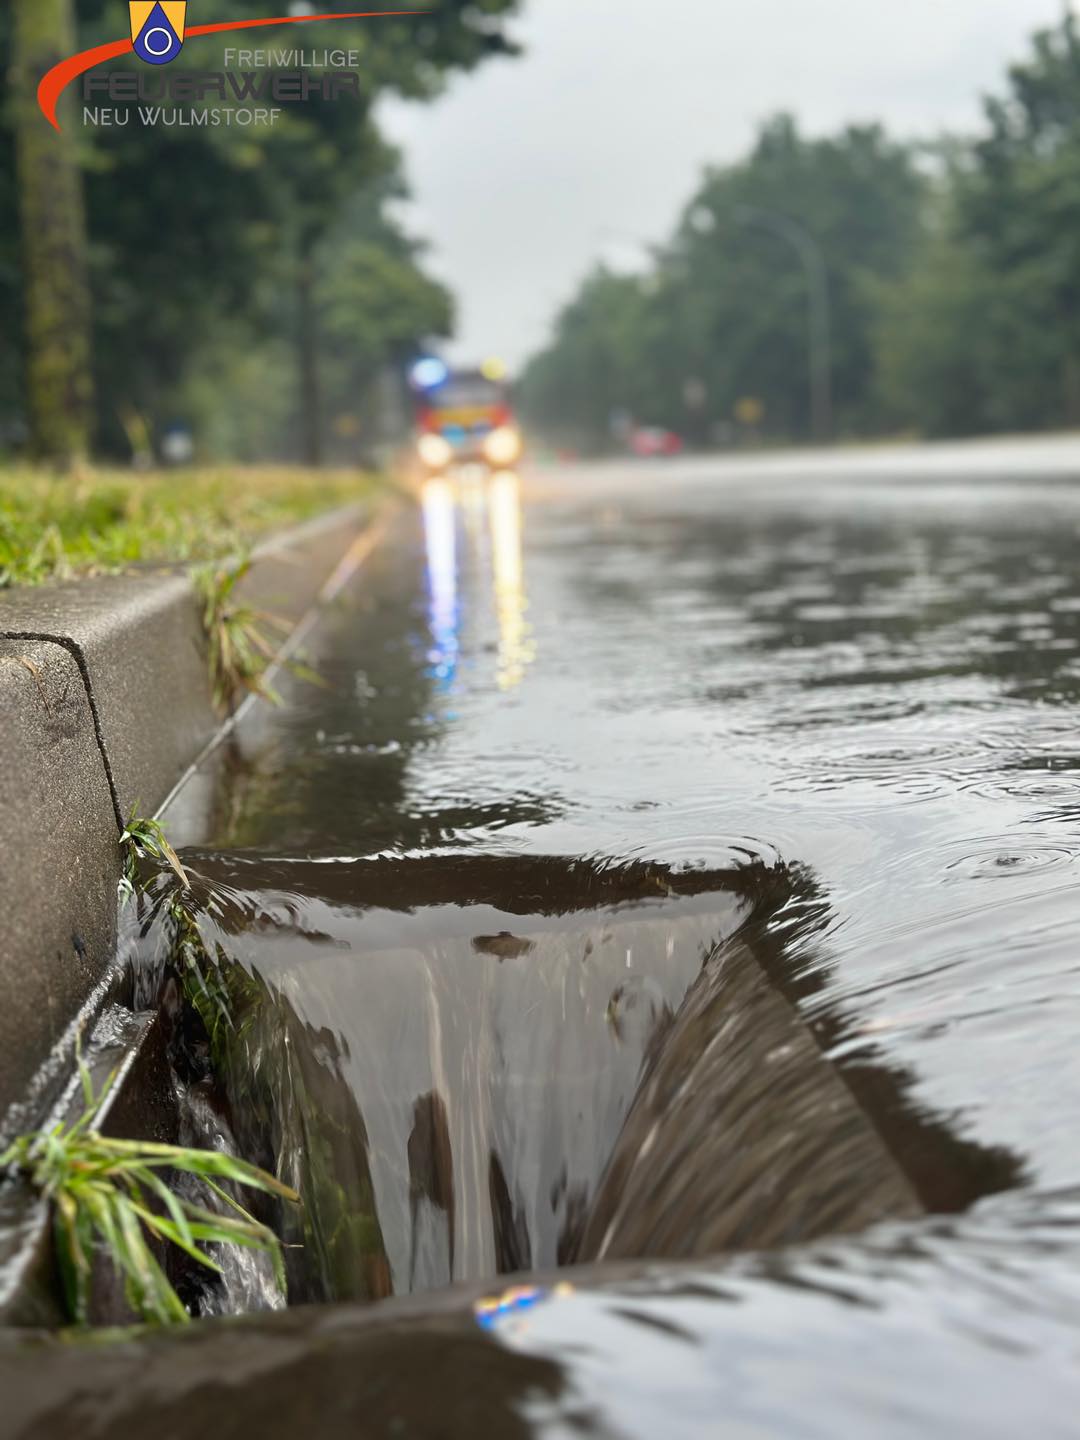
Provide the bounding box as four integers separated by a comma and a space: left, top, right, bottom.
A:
0, 640, 119, 1124
0, 499, 376, 1133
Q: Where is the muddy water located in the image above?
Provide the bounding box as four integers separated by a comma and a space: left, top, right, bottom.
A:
53, 464, 1080, 1429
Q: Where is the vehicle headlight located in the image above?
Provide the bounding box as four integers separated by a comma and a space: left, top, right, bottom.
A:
418, 433, 453, 470
483, 427, 522, 467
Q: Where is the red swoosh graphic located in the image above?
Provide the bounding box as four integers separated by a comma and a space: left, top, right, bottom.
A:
39, 10, 431, 129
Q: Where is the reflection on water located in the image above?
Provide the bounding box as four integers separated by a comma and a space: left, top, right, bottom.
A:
421, 471, 534, 695
488, 1188, 1080, 1439
120, 470, 1080, 1428
421, 477, 459, 691
489, 472, 534, 689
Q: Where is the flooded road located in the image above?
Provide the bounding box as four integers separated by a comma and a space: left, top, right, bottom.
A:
13, 453, 1080, 1434
188, 463, 1080, 1191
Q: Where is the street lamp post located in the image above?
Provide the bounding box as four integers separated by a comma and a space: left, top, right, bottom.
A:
729, 204, 833, 444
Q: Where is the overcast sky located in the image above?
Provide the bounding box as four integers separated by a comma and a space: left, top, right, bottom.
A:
379, 0, 1067, 370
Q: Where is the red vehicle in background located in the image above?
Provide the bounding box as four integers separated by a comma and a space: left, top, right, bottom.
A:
412, 360, 524, 473
630, 426, 685, 458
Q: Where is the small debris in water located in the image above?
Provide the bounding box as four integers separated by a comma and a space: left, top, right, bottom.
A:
472, 931, 536, 961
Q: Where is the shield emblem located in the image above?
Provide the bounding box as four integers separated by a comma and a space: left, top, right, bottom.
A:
130, 2, 188, 65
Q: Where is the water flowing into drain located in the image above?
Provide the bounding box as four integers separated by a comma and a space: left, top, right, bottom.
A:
127, 849, 1012, 1314
172, 1086, 285, 1320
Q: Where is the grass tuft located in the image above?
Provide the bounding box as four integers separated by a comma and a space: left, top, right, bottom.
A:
194, 556, 287, 711
166, 889, 263, 1047
120, 808, 189, 903
194, 556, 325, 712
0, 1050, 299, 1327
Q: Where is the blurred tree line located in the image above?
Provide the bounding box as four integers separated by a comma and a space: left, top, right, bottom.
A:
1, 0, 520, 465
520, 12, 1080, 452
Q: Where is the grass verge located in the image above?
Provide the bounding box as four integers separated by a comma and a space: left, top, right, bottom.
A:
0, 465, 375, 588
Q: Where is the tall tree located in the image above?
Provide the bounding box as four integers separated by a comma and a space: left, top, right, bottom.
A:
519, 268, 652, 452
875, 12, 1080, 437
520, 116, 925, 451
0, 0, 521, 461
10, 0, 93, 462
966, 10, 1080, 424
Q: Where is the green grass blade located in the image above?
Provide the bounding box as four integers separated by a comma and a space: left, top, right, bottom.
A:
53, 1191, 90, 1325
87, 1139, 298, 1201
126, 1166, 197, 1251
124, 1201, 224, 1278
175, 1199, 277, 1244
113, 1193, 189, 1325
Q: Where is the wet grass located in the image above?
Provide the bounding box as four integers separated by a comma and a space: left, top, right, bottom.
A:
194, 557, 287, 711
0, 1050, 298, 1327
120, 808, 190, 904
166, 886, 265, 1050
0, 465, 375, 588
122, 812, 262, 1049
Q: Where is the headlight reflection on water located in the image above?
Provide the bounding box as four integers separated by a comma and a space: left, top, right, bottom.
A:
488, 471, 534, 691
421, 477, 459, 691
420, 472, 534, 696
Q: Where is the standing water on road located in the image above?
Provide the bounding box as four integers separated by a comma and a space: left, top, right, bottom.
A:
134, 464, 1080, 1427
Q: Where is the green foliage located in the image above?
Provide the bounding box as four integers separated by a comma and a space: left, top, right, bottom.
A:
875, 13, 1080, 435
0, 57, 25, 446
311, 183, 455, 458
521, 116, 926, 448
194, 556, 286, 711
0, 0, 520, 461
166, 892, 264, 1050
520, 269, 654, 453
522, 13, 1080, 450
0, 1051, 298, 1327
120, 807, 189, 902
193, 554, 324, 712
0, 464, 374, 587
10, 0, 94, 463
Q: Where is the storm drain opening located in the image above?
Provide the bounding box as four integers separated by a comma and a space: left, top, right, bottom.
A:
112, 848, 1018, 1319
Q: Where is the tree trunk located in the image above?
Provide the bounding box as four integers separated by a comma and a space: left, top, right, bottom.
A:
11, 0, 94, 464
1064, 351, 1080, 428
297, 256, 323, 467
